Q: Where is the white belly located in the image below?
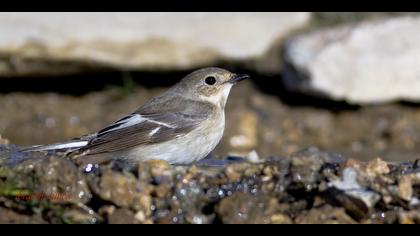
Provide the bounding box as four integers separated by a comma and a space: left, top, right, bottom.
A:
121, 114, 225, 164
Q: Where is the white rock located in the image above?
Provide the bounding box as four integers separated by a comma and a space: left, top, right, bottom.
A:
0, 12, 310, 76
284, 16, 420, 104
329, 168, 380, 208
246, 150, 262, 163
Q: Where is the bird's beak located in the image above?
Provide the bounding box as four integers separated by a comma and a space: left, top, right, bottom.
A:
229, 74, 250, 84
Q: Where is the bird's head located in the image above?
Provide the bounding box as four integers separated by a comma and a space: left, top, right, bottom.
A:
175, 67, 249, 108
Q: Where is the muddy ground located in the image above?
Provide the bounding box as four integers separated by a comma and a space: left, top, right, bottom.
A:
0, 145, 419, 224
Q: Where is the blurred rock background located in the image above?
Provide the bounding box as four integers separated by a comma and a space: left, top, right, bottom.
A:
1, 12, 420, 161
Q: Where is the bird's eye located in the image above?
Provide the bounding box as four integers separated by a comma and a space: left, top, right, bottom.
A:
205, 76, 216, 85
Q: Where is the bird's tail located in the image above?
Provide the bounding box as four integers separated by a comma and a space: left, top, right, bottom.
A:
21, 140, 89, 153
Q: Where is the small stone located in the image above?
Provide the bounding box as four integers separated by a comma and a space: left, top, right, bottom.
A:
366, 158, 390, 177
398, 175, 413, 201
270, 214, 292, 224
134, 211, 146, 222
342, 158, 364, 170
186, 214, 209, 224
215, 192, 281, 224
132, 194, 152, 215
383, 195, 393, 204
262, 165, 277, 178
98, 170, 140, 208
134, 210, 153, 224
144, 159, 171, 178
409, 198, 420, 207
108, 208, 138, 224
328, 167, 380, 219
246, 150, 262, 163
61, 208, 100, 224
294, 205, 356, 224
0, 135, 9, 145
399, 211, 420, 224
225, 165, 242, 182
229, 111, 258, 150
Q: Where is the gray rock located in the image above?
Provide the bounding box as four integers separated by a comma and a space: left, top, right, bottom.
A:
327, 167, 381, 220
284, 16, 420, 104
0, 12, 310, 76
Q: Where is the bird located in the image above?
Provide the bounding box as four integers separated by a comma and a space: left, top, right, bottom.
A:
21, 67, 249, 165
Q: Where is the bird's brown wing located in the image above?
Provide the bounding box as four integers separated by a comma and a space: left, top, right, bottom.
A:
82, 100, 214, 155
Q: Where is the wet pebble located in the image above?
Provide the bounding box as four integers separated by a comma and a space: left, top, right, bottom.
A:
365, 158, 390, 177
215, 192, 283, 224
327, 168, 380, 220
398, 210, 420, 224
61, 208, 100, 224
107, 208, 139, 224
96, 169, 149, 211
0, 207, 47, 224
398, 175, 413, 201
294, 205, 356, 224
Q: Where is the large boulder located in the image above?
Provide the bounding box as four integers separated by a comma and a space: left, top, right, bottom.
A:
0, 12, 310, 76
283, 16, 420, 104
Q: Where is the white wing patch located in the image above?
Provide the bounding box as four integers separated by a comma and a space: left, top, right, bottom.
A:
147, 119, 175, 128
99, 114, 145, 134
99, 113, 175, 135
149, 127, 161, 136
116, 114, 145, 128
46, 141, 89, 150
22, 140, 89, 152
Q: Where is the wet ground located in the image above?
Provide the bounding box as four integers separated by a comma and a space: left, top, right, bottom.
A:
0, 145, 419, 224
